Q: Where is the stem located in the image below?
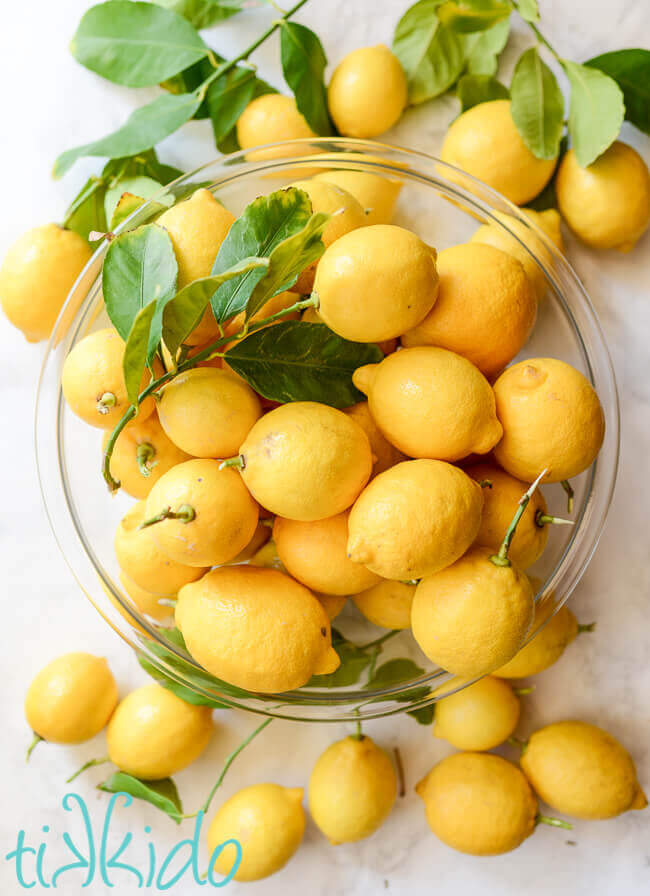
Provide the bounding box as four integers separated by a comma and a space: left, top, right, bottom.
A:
66, 757, 110, 784
139, 504, 195, 529
578, 622, 596, 634
513, 686, 534, 696
136, 442, 157, 477
561, 480, 574, 514
511, 3, 564, 62
394, 747, 406, 798
219, 455, 245, 472
508, 736, 529, 754
360, 630, 400, 651
535, 511, 574, 528
97, 391, 116, 415
352, 719, 364, 741
26, 734, 43, 762
536, 814, 573, 830
490, 469, 548, 567
478, 479, 493, 489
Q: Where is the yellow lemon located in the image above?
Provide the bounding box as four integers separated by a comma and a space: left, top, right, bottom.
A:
327, 45, 407, 138
493, 358, 605, 482
119, 571, 176, 625
411, 546, 534, 677
495, 597, 581, 678
223, 289, 301, 338
353, 580, 415, 630
314, 224, 439, 342
25, 653, 118, 745
347, 459, 483, 580
434, 676, 520, 751
314, 169, 402, 225
175, 566, 339, 692
556, 142, 650, 251
401, 243, 537, 379
416, 752, 537, 855
62, 327, 157, 428
107, 683, 213, 779
308, 735, 397, 844
143, 459, 259, 567
342, 401, 405, 477
521, 720, 647, 819
208, 784, 305, 882
227, 520, 271, 564
237, 401, 372, 521
236, 94, 317, 161
273, 511, 380, 595
302, 308, 398, 356
316, 593, 348, 620
440, 100, 557, 205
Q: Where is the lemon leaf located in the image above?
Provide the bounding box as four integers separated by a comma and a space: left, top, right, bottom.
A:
99, 773, 183, 824
137, 653, 230, 707
564, 61, 624, 167
153, 0, 247, 29
364, 658, 425, 689
457, 73, 508, 112
393, 2, 465, 104
516, 0, 539, 23
462, 17, 510, 75
586, 49, 650, 136
280, 21, 333, 136
122, 303, 157, 406
511, 47, 564, 160
437, 0, 511, 34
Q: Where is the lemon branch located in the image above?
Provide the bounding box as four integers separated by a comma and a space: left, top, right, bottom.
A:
490, 469, 548, 567
139, 504, 196, 529
26, 734, 43, 762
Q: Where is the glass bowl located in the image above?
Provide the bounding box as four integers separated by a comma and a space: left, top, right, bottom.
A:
35, 139, 619, 721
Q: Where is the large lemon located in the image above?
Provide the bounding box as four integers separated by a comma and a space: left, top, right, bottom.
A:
314, 169, 402, 225
434, 676, 520, 751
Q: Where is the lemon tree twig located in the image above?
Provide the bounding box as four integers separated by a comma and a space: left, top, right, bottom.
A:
490, 469, 548, 567
66, 757, 111, 784
26, 734, 44, 762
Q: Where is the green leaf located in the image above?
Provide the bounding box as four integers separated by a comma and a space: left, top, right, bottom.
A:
586, 49, 650, 136
54, 92, 202, 177
71, 1, 208, 88
308, 630, 374, 688
564, 60, 625, 166
103, 149, 184, 187
280, 22, 333, 136
224, 321, 383, 407
137, 653, 229, 707
364, 658, 425, 689
103, 224, 178, 361
206, 67, 258, 142
99, 773, 183, 823
457, 73, 508, 111
210, 187, 313, 323
63, 177, 108, 241
104, 175, 169, 223
510, 47, 564, 159
161, 56, 216, 120
516, 0, 539, 22
462, 16, 509, 75
123, 303, 157, 405
162, 257, 270, 356
214, 75, 277, 153
438, 0, 511, 33
153, 0, 247, 29
408, 704, 436, 724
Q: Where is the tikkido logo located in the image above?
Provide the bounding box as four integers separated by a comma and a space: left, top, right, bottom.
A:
5, 792, 242, 889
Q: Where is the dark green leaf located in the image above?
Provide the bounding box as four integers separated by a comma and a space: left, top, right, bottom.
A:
586, 49, 650, 135
99, 773, 183, 823
71, 1, 208, 87
308, 630, 374, 688
364, 658, 425, 690
408, 704, 436, 724
516, 0, 539, 22
123, 304, 157, 405
63, 177, 108, 241
137, 653, 229, 707
457, 73, 508, 111
393, 2, 465, 104
280, 22, 333, 135
104, 176, 168, 223
153, 0, 247, 29
511, 47, 564, 159
160, 56, 216, 120
438, 0, 511, 33
564, 60, 624, 166
462, 17, 509, 75
103, 149, 184, 186
224, 321, 383, 407
54, 92, 202, 177
207, 67, 258, 141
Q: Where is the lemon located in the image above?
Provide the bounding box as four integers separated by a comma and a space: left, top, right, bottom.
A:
327, 45, 407, 138
416, 752, 537, 855
118, 571, 175, 624
25, 653, 118, 745
411, 546, 534, 677
107, 683, 213, 780
143, 458, 259, 567
0, 224, 91, 343
62, 327, 157, 428
353, 579, 415, 630
316, 593, 348, 620
342, 401, 405, 477
236, 94, 317, 161
223, 289, 301, 338
227, 520, 271, 564
308, 735, 397, 843
175, 566, 340, 692
314, 224, 439, 342
303, 308, 398, 356
467, 463, 549, 570
237, 401, 372, 521
556, 141, 650, 251
495, 597, 580, 678
347, 459, 483, 580
440, 100, 557, 205
493, 357, 605, 482
273, 510, 380, 596
521, 720, 647, 819
208, 784, 305, 882
314, 169, 402, 225
401, 243, 537, 379
354, 346, 503, 461
102, 412, 191, 500
434, 676, 520, 751
114, 501, 207, 594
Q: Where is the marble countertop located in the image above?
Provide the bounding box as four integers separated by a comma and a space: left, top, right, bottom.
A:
1, 1, 648, 893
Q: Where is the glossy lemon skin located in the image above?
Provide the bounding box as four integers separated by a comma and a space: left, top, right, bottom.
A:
236, 94, 317, 161
434, 676, 520, 751
25, 653, 118, 744
314, 169, 402, 225
495, 598, 578, 678
353, 579, 415, 630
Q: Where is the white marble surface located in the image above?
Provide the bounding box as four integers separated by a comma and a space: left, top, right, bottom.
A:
1, 1, 649, 893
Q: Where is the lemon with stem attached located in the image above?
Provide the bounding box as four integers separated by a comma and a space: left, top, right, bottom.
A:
433, 676, 521, 751
314, 169, 402, 225
327, 46, 407, 138
353, 579, 415, 630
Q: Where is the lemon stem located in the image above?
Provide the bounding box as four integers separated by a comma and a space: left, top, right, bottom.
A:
136, 442, 157, 477
139, 504, 196, 529
394, 747, 406, 798
478, 479, 493, 489
508, 736, 529, 754
26, 734, 43, 762
97, 391, 117, 415
578, 622, 596, 634
560, 479, 574, 513
66, 756, 110, 784
535, 511, 574, 528
219, 455, 245, 472
490, 469, 548, 567
352, 719, 364, 741
513, 686, 534, 696
536, 814, 573, 830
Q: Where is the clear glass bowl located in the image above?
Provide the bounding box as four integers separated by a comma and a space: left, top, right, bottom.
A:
35, 139, 619, 721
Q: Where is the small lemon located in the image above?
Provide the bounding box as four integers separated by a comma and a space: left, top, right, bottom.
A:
314, 169, 402, 225
143, 459, 259, 567
62, 327, 157, 428
440, 100, 557, 205
495, 597, 580, 678
342, 401, 405, 477
157, 189, 235, 344
314, 225, 439, 342
411, 546, 534, 677
353, 580, 415, 630
401, 243, 537, 379
236, 401, 372, 521
0, 224, 91, 342
114, 501, 207, 594
107, 683, 213, 780
236, 94, 317, 161
309, 735, 397, 844
416, 752, 537, 855
176, 566, 339, 692
556, 142, 650, 251
25, 653, 118, 745
208, 784, 305, 882
119, 571, 176, 625
521, 720, 647, 819
347, 459, 484, 580
316, 593, 348, 620
102, 412, 191, 500
493, 357, 605, 482
354, 346, 503, 461
273, 511, 380, 596
328, 45, 407, 138
434, 676, 521, 751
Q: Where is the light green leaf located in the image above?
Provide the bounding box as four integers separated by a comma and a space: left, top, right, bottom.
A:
462, 16, 510, 75
516, 0, 539, 22
63, 177, 108, 242
364, 659, 425, 689
206, 67, 257, 142
586, 49, 650, 135
153, 0, 246, 29
280, 21, 333, 135
438, 0, 511, 33
511, 47, 564, 159
104, 175, 168, 223
457, 73, 508, 111
564, 60, 624, 166
393, 2, 465, 104
99, 773, 183, 823
137, 653, 229, 707
123, 303, 157, 405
